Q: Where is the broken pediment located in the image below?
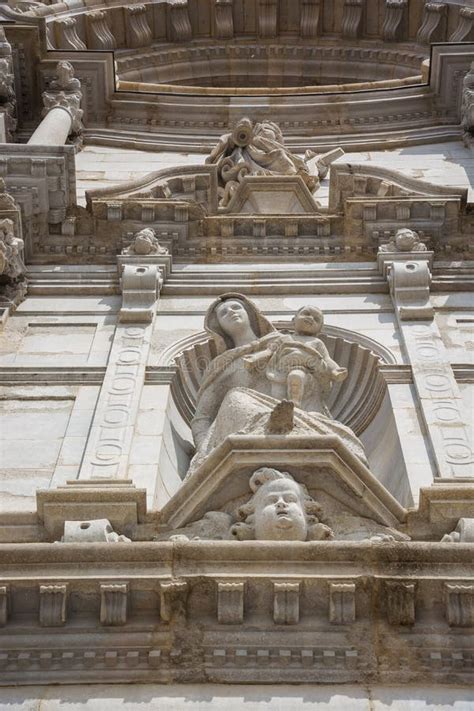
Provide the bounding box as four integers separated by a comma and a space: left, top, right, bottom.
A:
329, 162, 468, 211
157, 434, 407, 540
222, 175, 322, 215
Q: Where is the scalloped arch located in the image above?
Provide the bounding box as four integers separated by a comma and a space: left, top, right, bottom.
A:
161, 324, 396, 437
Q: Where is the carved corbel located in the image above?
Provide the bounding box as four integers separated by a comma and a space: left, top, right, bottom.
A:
258, 0, 278, 39
445, 584, 474, 627
416, 2, 447, 45
341, 0, 365, 39
160, 579, 188, 622
0, 585, 9, 626
119, 264, 161, 323
329, 582, 356, 624
217, 581, 245, 624
300, 0, 320, 38
85, 10, 116, 50
125, 4, 153, 48
273, 582, 300, 624
54, 18, 87, 51
100, 583, 128, 626
383, 0, 407, 42
385, 581, 416, 625
450, 7, 474, 42
214, 0, 234, 39
39, 584, 68, 627
388, 260, 434, 321
170, 0, 193, 42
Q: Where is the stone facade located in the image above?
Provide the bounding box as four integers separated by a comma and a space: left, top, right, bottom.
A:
0, 1, 473, 708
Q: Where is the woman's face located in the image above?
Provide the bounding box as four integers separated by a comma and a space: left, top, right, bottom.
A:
215, 299, 251, 337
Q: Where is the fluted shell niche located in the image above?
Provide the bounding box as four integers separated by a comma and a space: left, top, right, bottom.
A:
165, 326, 395, 436
116, 41, 424, 93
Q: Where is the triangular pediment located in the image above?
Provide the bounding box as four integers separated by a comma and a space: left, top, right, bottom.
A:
158, 434, 407, 533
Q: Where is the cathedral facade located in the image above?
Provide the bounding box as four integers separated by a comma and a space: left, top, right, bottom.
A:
0, 0, 473, 708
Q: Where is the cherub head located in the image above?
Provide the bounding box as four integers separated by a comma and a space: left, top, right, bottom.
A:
394, 228, 420, 252
231, 467, 332, 542
293, 305, 324, 336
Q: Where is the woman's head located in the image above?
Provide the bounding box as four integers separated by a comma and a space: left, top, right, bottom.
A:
205, 293, 275, 353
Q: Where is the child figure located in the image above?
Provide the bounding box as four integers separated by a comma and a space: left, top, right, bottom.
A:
245, 305, 347, 409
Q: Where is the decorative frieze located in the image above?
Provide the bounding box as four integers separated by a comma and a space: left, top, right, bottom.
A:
85, 10, 116, 50
214, 0, 234, 39
417, 2, 447, 44
217, 581, 245, 624
170, 1, 193, 42
39, 584, 68, 627
383, 0, 407, 42
341, 0, 365, 39
385, 581, 416, 626
160, 579, 188, 622
273, 582, 300, 624
100, 583, 128, 626
445, 584, 474, 628
329, 582, 356, 624
125, 5, 152, 49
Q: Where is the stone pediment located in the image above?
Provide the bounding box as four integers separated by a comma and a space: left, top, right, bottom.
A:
158, 434, 407, 534
222, 175, 322, 215
329, 162, 468, 211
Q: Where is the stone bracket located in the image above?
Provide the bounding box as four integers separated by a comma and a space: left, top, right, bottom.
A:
217, 581, 245, 624
445, 583, 474, 627
273, 581, 300, 625
100, 582, 129, 626
39, 584, 68, 627
385, 581, 416, 625
329, 581, 356, 624
160, 579, 188, 622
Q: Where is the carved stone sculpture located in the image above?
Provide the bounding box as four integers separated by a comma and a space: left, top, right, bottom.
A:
50, 60, 81, 92
231, 467, 333, 541
206, 117, 320, 206
379, 227, 427, 253
462, 62, 474, 143
441, 518, 474, 543
122, 227, 169, 256
0, 26, 16, 141
62, 519, 131, 543
42, 61, 83, 139
188, 293, 368, 475
0, 218, 25, 280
